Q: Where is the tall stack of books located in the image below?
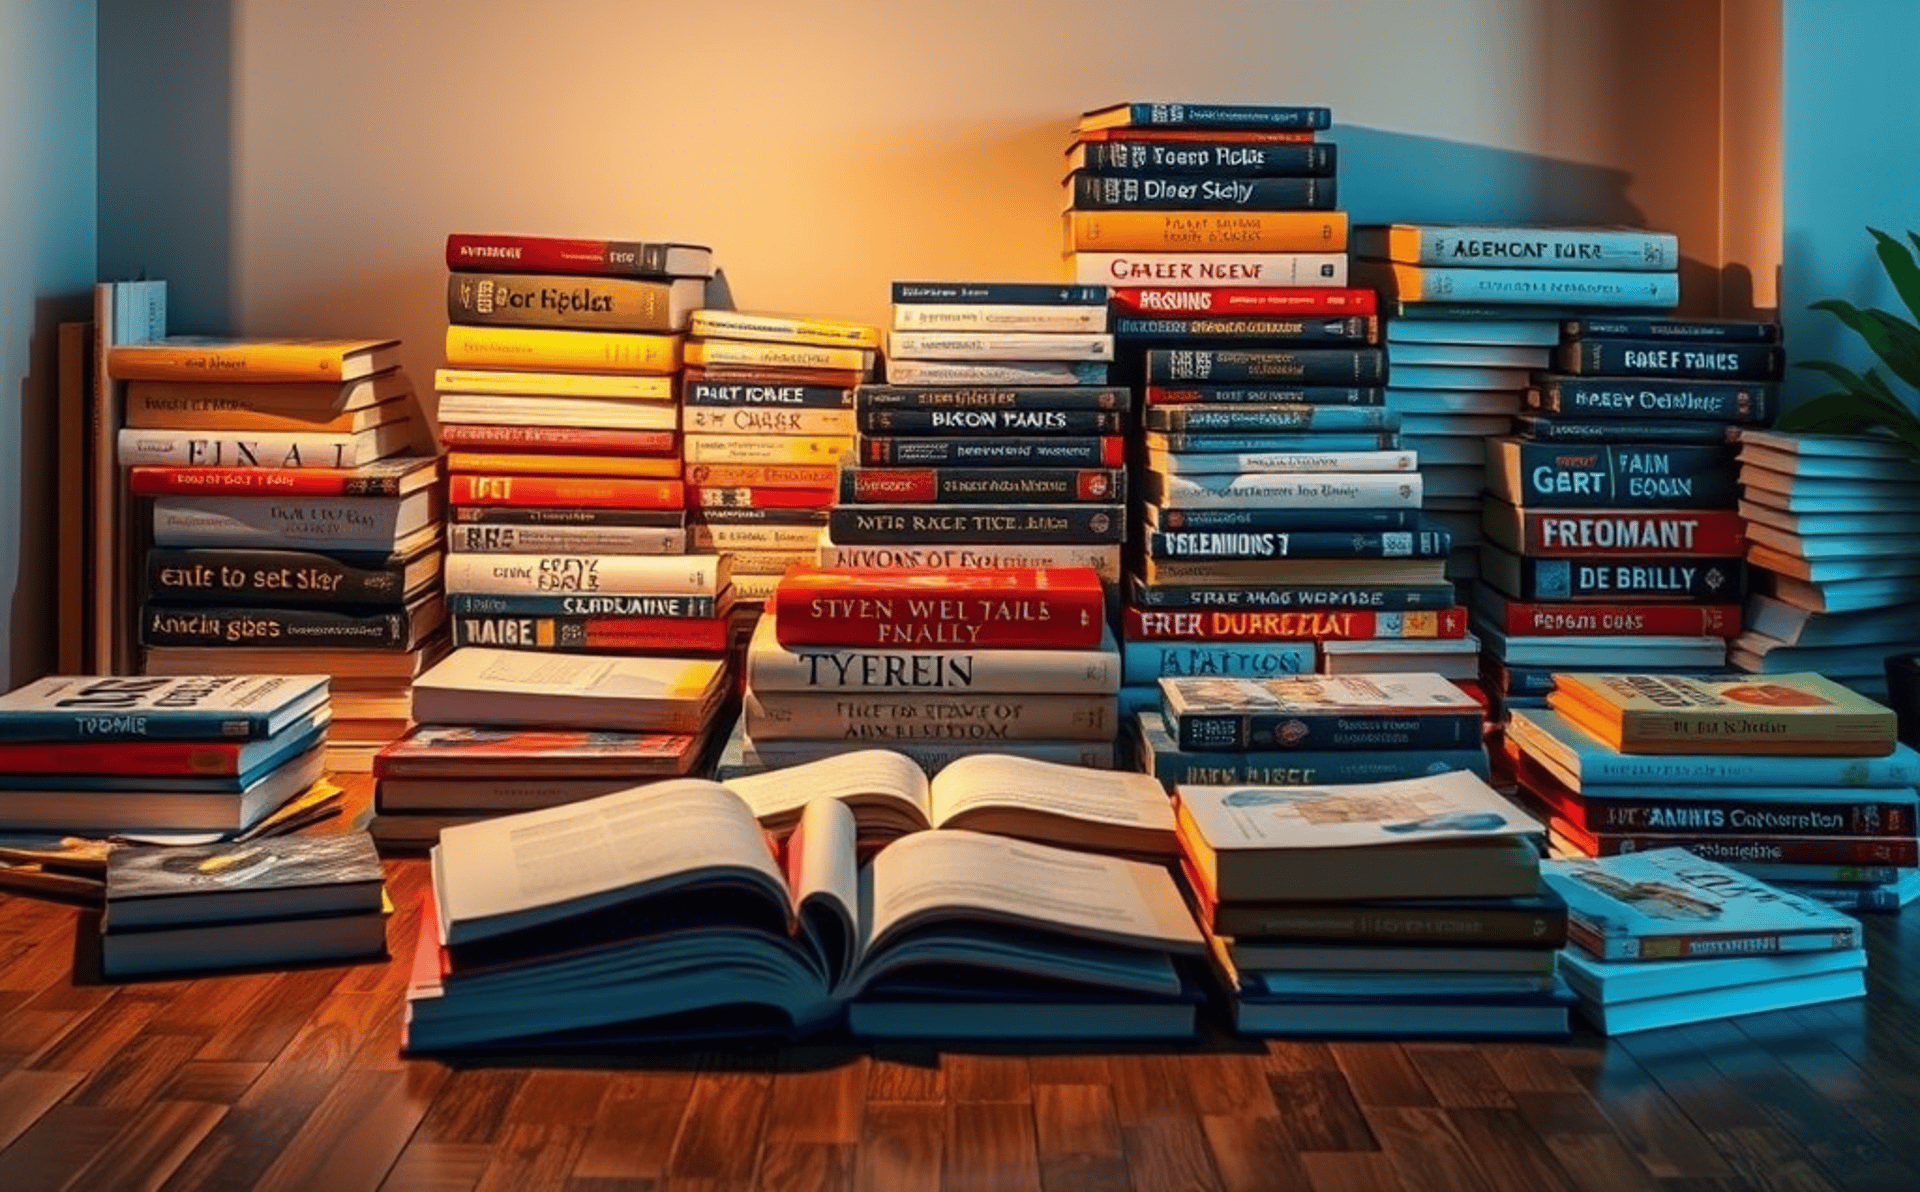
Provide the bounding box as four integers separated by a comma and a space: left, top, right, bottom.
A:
110, 336, 443, 770
723, 567, 1120, 776
1470, 318, 1775, 718
681, 310, 877, 616
1543, 849, 1868, 1034
1730, 429, 1920, 703
1176, 768, 1572, 1036
1509, 672, 1920, 912
1353, 226, 1684, 593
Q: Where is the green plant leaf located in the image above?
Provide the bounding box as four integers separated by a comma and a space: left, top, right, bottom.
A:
1810, 298, 1920, 391
1795, 359, 1912, 413
1870, 228, 1920, 326
1776, 388, 1920, 462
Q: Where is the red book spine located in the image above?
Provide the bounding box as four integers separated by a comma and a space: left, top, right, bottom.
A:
1520, 510, 1746, 557
1485, 599, 1741, 638
572, 619, 730, 651
773, 570, 1106, 649
129, 466, 412, 497
1111, 287, 1378, 317
1564, 823, 1918, 868
1124, 606, 1468, 643
683, 463, 840, 489
449, 475, 684, 509
445, 234, 684, 276
688, 486, 836, 510
0, 740, 250, 776
437, 424, 677, 455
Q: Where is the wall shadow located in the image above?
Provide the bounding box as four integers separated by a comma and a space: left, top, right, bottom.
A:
1336, 125, 1643, 229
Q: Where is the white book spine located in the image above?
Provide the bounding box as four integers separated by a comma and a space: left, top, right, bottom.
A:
885, 331, 1116, 362
1149, 449, 1418, 476
744, 692, 1116, 741
815, 539, 1123, 580
747, 632, 1120, 694
1155, 473, 1423, 509
1071, 252, 1348, 289
691, 523, 824, 551
151, 496, 406, 548
892, 305, 1109, 333
436, 396, 678, 429
434, 369, 675, 399
442, 553, 727, 597
446, 525, 687, 555
118, 424, 406, 469
882, 360, 1102, 386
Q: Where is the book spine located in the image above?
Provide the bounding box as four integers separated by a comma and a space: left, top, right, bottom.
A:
448, 475, 684, 508
1562, 317, 1779, 342
746, 642, 1121, 693
1148, 507, 1418, 532
890, 282, 1111, 304
773, 588, 1106, 650
447, 524, 686, 554
690, 523, 825, 551
1486, 599, 1741, 638
1073, 252, 1348, 289
744, 692, 1114, 742
446, 273, 681, 331
1558, 339, 1784, 381
682, 407, 856, 436
1146, 387, 1383, 407
839, 468, 1125, 505
1155, 745, 1490, 786
147, 548, 417, 606
1531, 378, 1774, 424
1116, 316, 1377, 344
1498, 442, 1738, 509
887, 332, 1113, 361
443, 325, 682, 374
827, 505, 1124, 545
436, 424, 678, 453
445, 592, 718, 617
1146, 405, 1395, 432
436, 368, 676, 398
1130, 580, 1455, 609
1149, 432, 1401, 453
442, 553, 726, 597
1379, 266, 1679, 307
858, 436, 1126, 468
1069, 173, 1336, 211
1151, 449, 1417, 475
1067, 211, 1346, 253
1121, 641, 1315, 684
892, 304, 1108, 333
858, 409, 1126, 435
1493, 555, 1746, 602
1517, 509, 1747, 556
687, 486, 835, 510
129, 466, 421, 497
1112, 102, 1331, 129
1080, 140, 1336, 175
688, 311, 878, 348
141, 604, 413, 649
443, 452, 680, 480
1128, 606, 1469, 643
883, 359, 1111, 386
681, 382, 854, 408
1143, 348, 1386, 385
681, 435, 850, 465
1581, 835, 1918, 867
1510, 415, 1736, 445
1208, 901, 1561, 946
118, 428, 398, 470
1148, 473, 1422, 510
0, 738, 256, 776
1169, 707, 1484, 752
150, 496, 406, 550
1114, 287, 1375, 316
450, 614, 729, 653
682, 462, 840, 488
450, 506, 684, 528
1563, 796, 1914, 838
689, 339, 869, 373
1398, 227, 1679, 270
1147, 529, 1451, 562
445, 234, 694, 276
855, 386, 1128, 411
814, 541, 1122, 580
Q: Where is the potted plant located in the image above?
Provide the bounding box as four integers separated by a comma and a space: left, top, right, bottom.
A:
1777, 227, 1920, 744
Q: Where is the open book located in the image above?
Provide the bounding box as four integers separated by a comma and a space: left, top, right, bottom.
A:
409, 780, 1203, 1050
721, 749, 1178, 856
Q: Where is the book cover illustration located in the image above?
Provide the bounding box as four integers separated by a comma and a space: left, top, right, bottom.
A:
108, 833, 382, 901
1178, 771, 1539, 850
382, 726, 698, 762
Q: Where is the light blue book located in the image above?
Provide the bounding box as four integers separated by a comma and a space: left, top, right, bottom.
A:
1778, 575, 1920, 613
1737, 428, 1912, 460
1116, 684, 1161, 719
1385, 319, 1562, 347
1773, 555, 1920, 584
1729, 861, 1904, 885
1121, 640, 1315, 686
1747, 595, 1920, 648
1398, 413, 1510, 436
1386, 388, 1521, 414
1558, 943, 1864, 1004
1741, 506, 1920, 537
1570, 967, 1866, 1035
1751, 531, 1920, 562
1744, 469, 1920, 498
1505, 708, 1920, 788
1251, 971, 1559, 999
1788, 869, 1920, 911
1386, 363, 1532, 391
1746, 487, 1920, 514
1473, 622, 1728, 669
1543, 848, 1864, 961
1399, 435, 1489, 466
1385, 342, 1553, 369
1730, 636, 1920, 678
1740, 450, 1914, 482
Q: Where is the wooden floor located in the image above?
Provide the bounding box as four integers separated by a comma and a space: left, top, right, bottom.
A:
5, 860, 1920, 1190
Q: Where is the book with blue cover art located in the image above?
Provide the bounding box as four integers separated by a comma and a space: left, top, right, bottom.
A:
0, 675, 330, 742
1542, 848, 1863, 961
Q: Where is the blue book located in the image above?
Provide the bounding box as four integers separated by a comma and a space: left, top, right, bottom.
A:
1230, 980, 1574, 1037
1542, 848, 1864, 961
1144, 405, 1397, 433
1558, 944, 1863, 1004
1385, 389, 1520, 414
1136, 712, 1488, 787
0, 720, 328, 792
1728, 861, 1904, 885
1080, 101, 1331, 131
1743, 507, 1920, 536
1774, 575, 1920, 614
1786, 870, 1920, 911
1116, 685, 1161, 720
1505, 709, 1920, 788
1384, 363, 1533, 391
1357, 262, 1681, 308
1122, 641, 1316, 686
1159, 673, 1481, 752
1383, 342, 1551, 369
1250, 972, 1558, 999
1747, 595, 1920, 648
1385, 319, 1561, 346
0, 675, 329, 742
1568, 967, 1866, 1035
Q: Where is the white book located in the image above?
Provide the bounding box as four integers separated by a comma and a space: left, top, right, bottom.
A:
814, 536, 1123, 581
442, 552, 730, 598
882, 359, 1107, 386
1071, 252, 1348, 288
151, 491, 439, 551
411, 648, 726, 733
744, 614, 1120, 694
434, 369, 676, 400
886, 331, 1115, 362
1148, 472, 1422, 510
118, 420, 414, 469
436, 394, 677, 430
1144, 449, 1417, 477
893, 304, 1109, 333
744, 691, 1116, 743
445, 524, 688, 555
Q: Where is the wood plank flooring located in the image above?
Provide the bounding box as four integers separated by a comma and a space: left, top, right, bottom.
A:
3, 795, 1919, 1190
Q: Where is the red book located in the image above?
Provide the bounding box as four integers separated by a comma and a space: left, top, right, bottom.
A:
0, 737, 298, 777
129, 457, 440, 497
1478, 594, 1741, 639
449, 474, 683, 509
1124, 605, 1468, 643
688, 486, 836, 510
1485, 504, 1746, 558
858, 437, 1127, 469
1111, 287, 1377, 317
1551, 817, 1918, 868
451, 613, 730, 653
444, 234, 711, 278
437, 424, 677, 455
772, 567, 1106, 649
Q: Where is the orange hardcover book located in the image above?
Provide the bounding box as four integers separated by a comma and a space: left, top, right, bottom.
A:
682, 462, 839, 489
443, 325, 681, 375
1064, 209, 1348, 253
108, 337, 402, 382
448, 474, 685, 509
444, 451, 681, 479
771, 566, 1107, 649
126, 370, 413, 427
685, 338, 874, 376
1547, 673, 1897, 756
683, 364, 867, 389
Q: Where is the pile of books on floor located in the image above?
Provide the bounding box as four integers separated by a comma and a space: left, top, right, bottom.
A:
1543, 848, 1868, 1034
722, 567, 1121, 777
404, 753, 1206, 1050
0, 675, 345, 901
1509, 672, 1920, 912
111, 335, 444, 770
682, 309, 876, 613
1474, 316, 1776, 718
1177, 768, 1572, 1035
1354, 224, 1684, 587
1730, 429, 1920, 703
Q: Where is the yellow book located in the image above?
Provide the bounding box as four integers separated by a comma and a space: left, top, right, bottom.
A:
1548, 673, 1897, 756
685, 338, 873, 376
443, 326, 681, 375
444, 451, 681, 479
1063, 209, 1348, 253
108, 337, 401, 382
688, 310, 882, 350
682, 434, 852, 465
434, 369, 675, 399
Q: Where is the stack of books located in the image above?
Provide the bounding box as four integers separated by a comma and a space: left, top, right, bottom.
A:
1543, 849, 1868, 1034
1730, 429, 1920, 702
1176, 769, 1572, 1035
724, 567, 1120, 776
440, 232, 720, 660
1354, 226, 1684, 588
1511, 672, 1920, 912
405, 760, 1204, 1050
1472, 319, 1774, 716
100, 832, 387, 979
681, 310, 877, 613
111, 337, 442, 769
1138, 672, 1490, 791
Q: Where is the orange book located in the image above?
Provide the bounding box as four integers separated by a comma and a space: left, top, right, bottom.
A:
108, 337, 401, 382
1064, 209, 1348, 253
443, 325, 681, 375
681, 462, 838, 489
448, 474, 684, 509
444, 451, 680, 479
126, 371, 413, 429
1548, 673, 1897, 756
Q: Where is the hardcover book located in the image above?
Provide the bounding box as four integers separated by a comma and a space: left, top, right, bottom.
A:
686, 310, 881, 349
745, 614, 1120, 694
106, 337, 401, 382
771, 567, 1106, 649
0, 675, 328, 742
444, 234, 713, 278
1066, 211, 1346, 253
375, 726, 704, 779
1353, 224, 1679, 271
1549, 673, 1898, 755
1353, 263, 1679, 307
128, 455, 441, 498
447, 273, 705, 332
105, 832, 383, 928
1078, 102, 1332, 131
410, 648, 727, 733
1159, 673, 1481, 752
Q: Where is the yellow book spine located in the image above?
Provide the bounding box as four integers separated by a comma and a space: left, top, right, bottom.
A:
443, 326, 682, 375
444, 451, 682, 479
688, 311, 882, 349
434, 368, 675, 399
680, 406, 855, 436
685, 339, 872, 374
1064, 209, 1348, 253
681, 435, 852, 465
108, 339, 380, 382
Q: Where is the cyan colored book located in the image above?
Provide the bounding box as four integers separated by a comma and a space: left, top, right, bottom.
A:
1135, 711, 1488, 786
1505, 708, 1920, 788
1385, 389, 1521, 414
1385, 319, 1561, 346
1558, 943, 1864, 1003
1383, 342, 1552, 369
0, 675, 330, 742
1570, 967, 1866, 1035
1121, 640, 1316, 686
1250, 972, 1558, 998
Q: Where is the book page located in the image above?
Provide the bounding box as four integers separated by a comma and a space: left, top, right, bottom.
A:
433, 779, 784, 943
929, 754, 1174, 832
863, 830, 1202, 955
789, 798, 860, 986
723, 749, 931, 825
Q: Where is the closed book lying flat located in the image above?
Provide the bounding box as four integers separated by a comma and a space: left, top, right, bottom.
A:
410, 648, 727, 733
104, 833, 384, 929
0, 744, 326, 834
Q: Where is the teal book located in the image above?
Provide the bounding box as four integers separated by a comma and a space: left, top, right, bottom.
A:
0, 675, 330, 742
1564, 963, 1866, 1035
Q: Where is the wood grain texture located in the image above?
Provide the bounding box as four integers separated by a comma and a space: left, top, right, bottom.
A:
0, 778, 1916, 1190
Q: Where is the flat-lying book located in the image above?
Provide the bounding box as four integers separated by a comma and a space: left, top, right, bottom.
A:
0, 674, 329, 742
719, 749, 1177, 853
410, 648, 727, 733
408, 784, 1205, 1049
104, 833, 385, 929
1548, 672, 1897, 756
